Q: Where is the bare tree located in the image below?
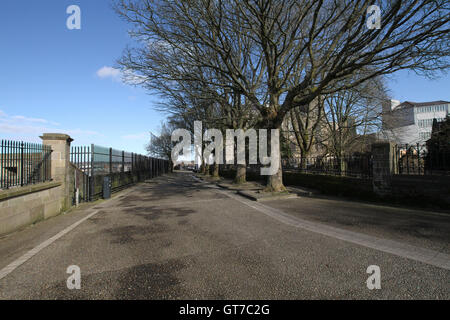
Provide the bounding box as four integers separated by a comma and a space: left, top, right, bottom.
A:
116, 0, 450, 191
323, 76, 388, 159
147, 122, 178, 171
282, 97, 327, 168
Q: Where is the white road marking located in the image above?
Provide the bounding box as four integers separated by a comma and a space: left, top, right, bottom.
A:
212, 185, 450, 270
0, 182, 148, 281
0, 210, 99, 281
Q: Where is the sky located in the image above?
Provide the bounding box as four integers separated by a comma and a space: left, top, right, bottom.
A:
0, 1, 449, 154
0, 0, 166, 154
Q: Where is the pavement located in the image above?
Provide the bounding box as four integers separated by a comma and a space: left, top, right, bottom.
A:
0, 172, 448, 299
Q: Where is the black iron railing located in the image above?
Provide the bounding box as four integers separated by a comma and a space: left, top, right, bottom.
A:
0, 140, 52, 189
281, 155, 373, 179
396, 144, 450, 175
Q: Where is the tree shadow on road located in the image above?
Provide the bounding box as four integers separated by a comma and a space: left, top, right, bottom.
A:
32, 259, 186, 299
126, 206, 196, 221
104, 224, 170, 244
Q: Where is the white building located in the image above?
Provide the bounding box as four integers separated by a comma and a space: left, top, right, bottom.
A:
381, 100, 450, 144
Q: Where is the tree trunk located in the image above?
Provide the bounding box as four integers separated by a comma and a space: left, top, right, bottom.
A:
299, 150, 310, 171
338, 156, 346, 176
212, 163, 220, 178
265, 156, 286, 192
204, 164, 210, 176
263, 95, 287, 192
299, 157, 306, 170
234, 164, 246, 184
265, 122, 286, 192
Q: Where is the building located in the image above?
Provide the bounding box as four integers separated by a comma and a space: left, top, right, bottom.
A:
381, 100, 450, 144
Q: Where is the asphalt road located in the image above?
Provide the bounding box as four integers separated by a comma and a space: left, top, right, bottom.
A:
0, 172, 448, 299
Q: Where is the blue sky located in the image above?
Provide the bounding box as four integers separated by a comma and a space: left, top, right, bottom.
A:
0, 1, 449, 154
0, 0, 165, 154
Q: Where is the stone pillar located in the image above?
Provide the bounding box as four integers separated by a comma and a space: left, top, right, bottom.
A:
40, 133, 74, 211
371, 142, 396, 196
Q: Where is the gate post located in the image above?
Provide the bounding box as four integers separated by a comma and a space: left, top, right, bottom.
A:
371, 142, 396, 196
109, 148, 112, 174
152, 158, 155, 178
40, 133, 74, 212
90, 144, 94, 201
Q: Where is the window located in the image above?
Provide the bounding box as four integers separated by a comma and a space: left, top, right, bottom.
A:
419, 132, 431, 140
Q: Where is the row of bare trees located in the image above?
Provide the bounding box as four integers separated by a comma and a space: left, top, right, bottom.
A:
282, 76, 389, 165
115, 0, 449, 192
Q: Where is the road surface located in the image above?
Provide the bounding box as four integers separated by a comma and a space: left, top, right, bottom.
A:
0, 172, 448, 299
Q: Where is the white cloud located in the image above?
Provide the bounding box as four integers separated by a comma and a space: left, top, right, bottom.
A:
0, 123, 45, 134
66, 128, 102, 136
95, 66, 147, 85
10, 115, 60, 126
0, 113, 97, 138
13, 115, 50, 124
96, 66, 121, 80
122, 68, 147, 85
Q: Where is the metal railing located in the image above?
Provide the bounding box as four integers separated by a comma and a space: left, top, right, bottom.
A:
71, 144, 166, 176
0, 140, 52, 189
396, 144, 450, 175
281, 154, 373, 179
71, 144, 169, 201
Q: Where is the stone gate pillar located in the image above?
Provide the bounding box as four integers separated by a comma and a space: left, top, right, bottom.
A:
371, 142, 397, 196
40, 133, 74, 211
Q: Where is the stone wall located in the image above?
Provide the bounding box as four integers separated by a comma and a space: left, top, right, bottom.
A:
391, 174, 450, 207
0, 133, 73, 237
0, 182, 63, 236
219, 167, 374, 199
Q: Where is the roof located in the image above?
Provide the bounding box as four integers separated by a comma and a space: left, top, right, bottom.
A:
396, 100, 450, 110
